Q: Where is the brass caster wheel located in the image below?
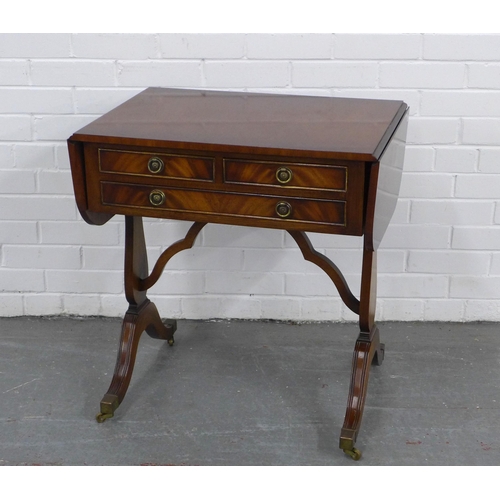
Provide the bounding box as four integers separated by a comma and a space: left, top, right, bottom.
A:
96, 412, 113, 423
343, 447, 362, 461
168, 338, 175, 346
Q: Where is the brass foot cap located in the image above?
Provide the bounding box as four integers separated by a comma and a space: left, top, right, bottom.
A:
100, 393, 119, 414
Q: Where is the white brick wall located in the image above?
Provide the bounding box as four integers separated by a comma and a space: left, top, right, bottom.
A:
1, 33, 499, 322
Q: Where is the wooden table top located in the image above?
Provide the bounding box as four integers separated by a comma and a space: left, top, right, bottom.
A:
71, 87, 408, 162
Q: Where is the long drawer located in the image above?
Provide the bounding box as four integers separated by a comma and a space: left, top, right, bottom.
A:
98, 181, 349, 231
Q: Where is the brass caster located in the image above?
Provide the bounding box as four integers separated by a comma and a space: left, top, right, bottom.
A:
343, 447, 362, 461
168, 338, 175, 346
96, 412, 113, 423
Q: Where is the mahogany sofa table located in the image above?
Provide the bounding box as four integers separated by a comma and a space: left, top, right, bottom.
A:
67, 87, 408, 460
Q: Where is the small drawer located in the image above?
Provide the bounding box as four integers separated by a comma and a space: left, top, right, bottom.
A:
100, 182, 347, 228
224, 159, 347, 191
98, 149, 214, 181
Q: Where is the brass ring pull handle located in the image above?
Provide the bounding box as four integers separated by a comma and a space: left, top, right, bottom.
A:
147, 157, 164, 174
275, 201, 292, 218
276, 166, 293, 184
149, 190, 166, 206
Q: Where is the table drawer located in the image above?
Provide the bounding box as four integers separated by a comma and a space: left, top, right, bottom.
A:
100, 182, 347, 228
224, 159, 347, 191
98, 148, 214, 181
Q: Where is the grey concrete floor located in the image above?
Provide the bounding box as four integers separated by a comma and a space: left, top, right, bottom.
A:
0, 317, 499, 466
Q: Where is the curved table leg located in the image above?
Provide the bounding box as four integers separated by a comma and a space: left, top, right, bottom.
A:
339, 247, 384, 460
96, 218, 206, 422
339, 326, 384, 460
287, 230, 384, 459
96, 300, 176, 422
96, 216, 185, 423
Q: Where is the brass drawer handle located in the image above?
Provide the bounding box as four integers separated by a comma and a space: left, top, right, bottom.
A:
275, 201, 292, 218
149, 189, 166, 206
276, 167, 293, 184
147, 156, 164, 174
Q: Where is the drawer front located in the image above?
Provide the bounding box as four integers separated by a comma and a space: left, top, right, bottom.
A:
224, 159, 347, 191
98, 148, 214, 181
100, 182, 346, 228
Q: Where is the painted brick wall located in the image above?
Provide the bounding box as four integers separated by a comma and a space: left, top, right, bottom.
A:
1, 33, 499, 321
